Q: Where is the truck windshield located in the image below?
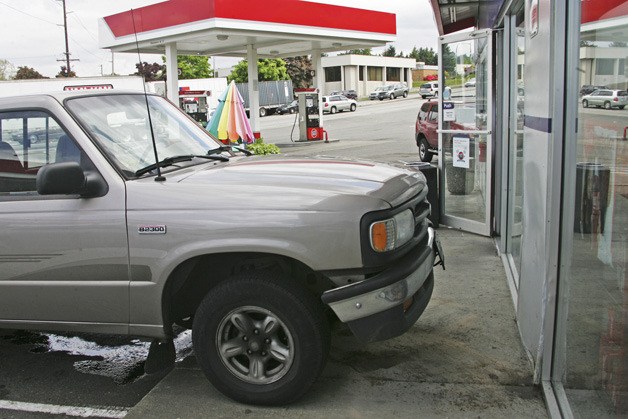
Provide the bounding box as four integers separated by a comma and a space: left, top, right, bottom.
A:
65, 93, 222, 176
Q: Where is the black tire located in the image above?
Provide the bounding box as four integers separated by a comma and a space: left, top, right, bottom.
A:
289, 108, 295, 114
259, 108, 267, 117
604, 101, 611, 110
192, 271, 330, 406
619, 105, 625, 110
350, 103, 356, 112
330, 106, 337, 114
418, 137, 433, 163
403, 91, 408, 98
389, 94, 394, 100
434, 92, 438, 98
421, 95, 426, 99
582, 100, 588, 108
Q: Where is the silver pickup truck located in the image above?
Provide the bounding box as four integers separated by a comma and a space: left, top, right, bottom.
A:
0, 91, 444, 405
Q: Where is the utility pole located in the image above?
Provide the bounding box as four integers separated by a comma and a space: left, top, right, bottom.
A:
56, 0, 78, 76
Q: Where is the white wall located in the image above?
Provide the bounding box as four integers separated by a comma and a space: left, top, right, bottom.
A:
516, 0, 564, 381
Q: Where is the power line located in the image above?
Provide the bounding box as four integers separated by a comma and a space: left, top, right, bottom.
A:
70, 12, 98, 43
0, 0, 60, 26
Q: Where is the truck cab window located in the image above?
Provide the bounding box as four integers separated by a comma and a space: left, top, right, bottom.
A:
0, 111, 83, 196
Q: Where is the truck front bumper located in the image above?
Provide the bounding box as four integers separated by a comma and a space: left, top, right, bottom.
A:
321, 227, 442, 342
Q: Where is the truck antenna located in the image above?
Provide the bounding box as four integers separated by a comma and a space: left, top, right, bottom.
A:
131, 8, 165, 182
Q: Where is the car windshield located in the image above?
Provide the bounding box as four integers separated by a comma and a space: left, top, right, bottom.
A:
374, 87, 386, 91
65, 94, 222, 176
421, 84, 431, 88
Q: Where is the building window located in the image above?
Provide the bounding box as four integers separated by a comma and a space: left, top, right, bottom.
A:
324, 66, 341, 82
595, 58, 615, 75
359, 66, 365, 81
386, 67, 401, 81
558, 6, 628, 417
367, 67, 383, 81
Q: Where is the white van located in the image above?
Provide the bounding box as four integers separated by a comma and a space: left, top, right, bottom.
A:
420, 82, 439, 99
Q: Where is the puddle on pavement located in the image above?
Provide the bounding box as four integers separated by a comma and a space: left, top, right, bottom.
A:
4, 329, 193, 384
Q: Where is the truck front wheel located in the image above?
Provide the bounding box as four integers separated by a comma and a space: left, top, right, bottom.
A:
192, 271, 330, 405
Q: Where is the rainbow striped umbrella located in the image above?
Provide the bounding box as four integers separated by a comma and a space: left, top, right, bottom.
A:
207, 80, 254, 144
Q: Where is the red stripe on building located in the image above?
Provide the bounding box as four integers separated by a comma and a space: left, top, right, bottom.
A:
104, 0, 396, 38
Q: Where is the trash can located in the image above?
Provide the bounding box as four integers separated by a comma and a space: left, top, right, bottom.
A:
574, 162, 610, 234
408, 162, 439, 228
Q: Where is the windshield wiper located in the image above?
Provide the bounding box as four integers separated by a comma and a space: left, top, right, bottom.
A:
207, 145, 253, 156
135, 154, 229, 177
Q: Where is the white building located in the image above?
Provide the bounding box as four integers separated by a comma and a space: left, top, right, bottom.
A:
321, 55, 416, 98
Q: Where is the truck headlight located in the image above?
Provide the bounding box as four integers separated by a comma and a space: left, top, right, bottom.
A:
369, 209, 414, 252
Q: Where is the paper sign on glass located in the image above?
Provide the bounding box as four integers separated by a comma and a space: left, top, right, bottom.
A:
453, 137, 470, 169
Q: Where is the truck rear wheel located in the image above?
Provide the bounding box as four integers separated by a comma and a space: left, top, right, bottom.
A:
259, 107, 267, 117
192, 271, 330, 405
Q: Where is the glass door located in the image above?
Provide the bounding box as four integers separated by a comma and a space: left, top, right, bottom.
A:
438, 29, 493, 236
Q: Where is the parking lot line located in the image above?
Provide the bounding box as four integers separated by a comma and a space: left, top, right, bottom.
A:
0, 399, 128, 418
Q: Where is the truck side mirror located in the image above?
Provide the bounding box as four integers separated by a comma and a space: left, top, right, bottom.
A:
36, 162, 108, 198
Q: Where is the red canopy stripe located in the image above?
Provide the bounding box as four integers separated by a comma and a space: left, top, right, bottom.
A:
104, 0, 396, 38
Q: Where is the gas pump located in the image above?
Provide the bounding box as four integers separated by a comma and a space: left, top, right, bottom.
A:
295, 88, 325, 142
178, 89, 211, 125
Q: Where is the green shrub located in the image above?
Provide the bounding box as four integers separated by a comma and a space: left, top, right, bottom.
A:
247, 139, 281, 155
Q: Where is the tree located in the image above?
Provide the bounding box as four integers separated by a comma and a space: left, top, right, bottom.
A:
14, 66, 47, 79
134, 62, 165, 81
284, 56, 313, 89
408, 47, 437, 65
174, 55, 212, 79
0, 59, 15, 80
56, 66, 76, 78
339, 49, 372, 56
610, 41, 627, 47
383, 45, 396, 57
438, 44, 457, 76
228, 59, 289, 83
580, 40, 596, 47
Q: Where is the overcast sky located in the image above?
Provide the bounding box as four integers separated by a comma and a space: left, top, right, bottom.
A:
0, 0, 438, 78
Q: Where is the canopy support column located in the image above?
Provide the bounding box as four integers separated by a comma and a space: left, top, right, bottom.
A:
311, 49, 324, 127
165, 43, 179, 106
247, 45, 260, 138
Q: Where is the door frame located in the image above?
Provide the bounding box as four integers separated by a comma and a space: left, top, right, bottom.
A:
438, 29, 493, 236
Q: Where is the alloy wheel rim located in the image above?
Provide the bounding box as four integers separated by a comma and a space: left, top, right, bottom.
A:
216, 305, 294, 385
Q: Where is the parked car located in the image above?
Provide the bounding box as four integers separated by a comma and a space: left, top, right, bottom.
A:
369, 83, 409, 100
276, 100, 298, 114
415, 100, 475, 162
331, 89, 358, 100
419, 82, 440, 99
0, 91, 443, 405
464, 78, 476, 88
579, 84, 607, 96
581, 89, 628, 110
322, 94, 357, 113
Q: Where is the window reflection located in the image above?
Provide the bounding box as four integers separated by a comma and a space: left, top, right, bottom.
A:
564, 4, 627, 415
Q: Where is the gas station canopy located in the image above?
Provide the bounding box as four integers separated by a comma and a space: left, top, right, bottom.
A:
99, 0, 396, 58
98, 0, 397, 136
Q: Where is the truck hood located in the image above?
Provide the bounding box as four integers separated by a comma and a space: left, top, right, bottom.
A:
128, 157, 426, 211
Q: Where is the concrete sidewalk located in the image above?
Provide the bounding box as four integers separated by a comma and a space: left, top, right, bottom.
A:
126, 229, 547, 418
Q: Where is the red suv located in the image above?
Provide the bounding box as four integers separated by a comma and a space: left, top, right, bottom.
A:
415, 101, 475, 162
415, 101, 439, 162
